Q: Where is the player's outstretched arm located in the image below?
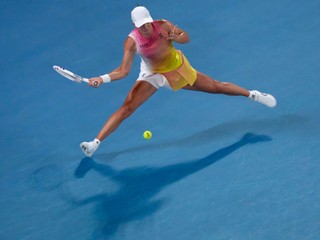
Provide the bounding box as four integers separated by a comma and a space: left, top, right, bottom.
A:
88, 37, 136, 87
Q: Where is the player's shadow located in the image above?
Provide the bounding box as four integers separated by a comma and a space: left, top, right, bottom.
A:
95, 114, 304, 162
73, 133, 271, 239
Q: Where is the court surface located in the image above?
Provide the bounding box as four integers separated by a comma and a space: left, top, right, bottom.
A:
1, 1, 320, 239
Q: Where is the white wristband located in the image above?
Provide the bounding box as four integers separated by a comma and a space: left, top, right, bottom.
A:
100, 74, 111, 83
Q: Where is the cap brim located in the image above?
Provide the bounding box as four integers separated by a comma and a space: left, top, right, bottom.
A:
134, 17, 153, 28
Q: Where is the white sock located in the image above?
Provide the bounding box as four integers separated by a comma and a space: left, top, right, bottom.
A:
93, 138, 101, 146
248, 90, 257, 100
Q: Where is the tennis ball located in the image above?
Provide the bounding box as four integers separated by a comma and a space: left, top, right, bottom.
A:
143, 130, 152, 139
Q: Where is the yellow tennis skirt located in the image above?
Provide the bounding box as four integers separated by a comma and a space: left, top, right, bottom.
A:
161, 51, 197, 91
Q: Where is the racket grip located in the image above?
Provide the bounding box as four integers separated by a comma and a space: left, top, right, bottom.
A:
82, 78, 89, 83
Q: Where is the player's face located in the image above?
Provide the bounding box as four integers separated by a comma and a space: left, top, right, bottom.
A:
139, 23, 153, 37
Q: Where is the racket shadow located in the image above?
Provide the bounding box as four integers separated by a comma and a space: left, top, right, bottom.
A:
72, 132, 271, 238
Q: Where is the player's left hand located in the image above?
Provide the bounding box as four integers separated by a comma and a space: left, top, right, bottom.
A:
166, 25, 178, 40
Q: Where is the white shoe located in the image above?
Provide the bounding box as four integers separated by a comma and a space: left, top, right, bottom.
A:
80, 138, 101, 157
249, 90, 277, 108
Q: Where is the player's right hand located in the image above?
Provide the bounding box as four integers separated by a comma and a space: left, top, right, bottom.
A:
88, 77, 103, 88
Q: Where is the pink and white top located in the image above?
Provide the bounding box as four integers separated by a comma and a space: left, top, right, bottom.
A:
128, 21, 182, 73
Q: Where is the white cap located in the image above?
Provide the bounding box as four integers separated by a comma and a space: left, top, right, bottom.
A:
131, 6, 153, 28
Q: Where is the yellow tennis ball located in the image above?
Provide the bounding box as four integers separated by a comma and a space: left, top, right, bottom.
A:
143, 130, 152, 139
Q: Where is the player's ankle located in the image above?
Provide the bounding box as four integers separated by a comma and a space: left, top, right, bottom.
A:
94, 138, 101, 145
248, 90, 256, 100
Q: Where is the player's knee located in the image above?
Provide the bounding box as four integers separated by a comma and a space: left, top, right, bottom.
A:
119, 104, 135, 120
215, 81, 229, 93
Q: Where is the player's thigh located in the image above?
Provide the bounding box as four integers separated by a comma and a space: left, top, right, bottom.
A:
183, 71, 219, 93
124, 80, 158, 109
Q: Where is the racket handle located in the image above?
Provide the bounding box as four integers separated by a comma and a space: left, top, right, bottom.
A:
82, 78, 89, 83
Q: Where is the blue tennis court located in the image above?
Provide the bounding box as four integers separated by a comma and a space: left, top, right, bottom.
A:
1, 1, 320, 239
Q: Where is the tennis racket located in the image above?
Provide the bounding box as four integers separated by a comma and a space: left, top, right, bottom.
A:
53, 65, 89, 84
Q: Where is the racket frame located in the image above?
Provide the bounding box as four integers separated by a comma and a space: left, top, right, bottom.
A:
53, 65, 89, 83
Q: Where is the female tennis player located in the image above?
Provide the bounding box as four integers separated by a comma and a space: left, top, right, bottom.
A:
80, 6, 276, 157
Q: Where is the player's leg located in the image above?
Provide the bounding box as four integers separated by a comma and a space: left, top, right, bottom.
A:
183, 71, 276, 107
97, 81, 157, 141
80, 81, 157, 157
183, 71, 250, 96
